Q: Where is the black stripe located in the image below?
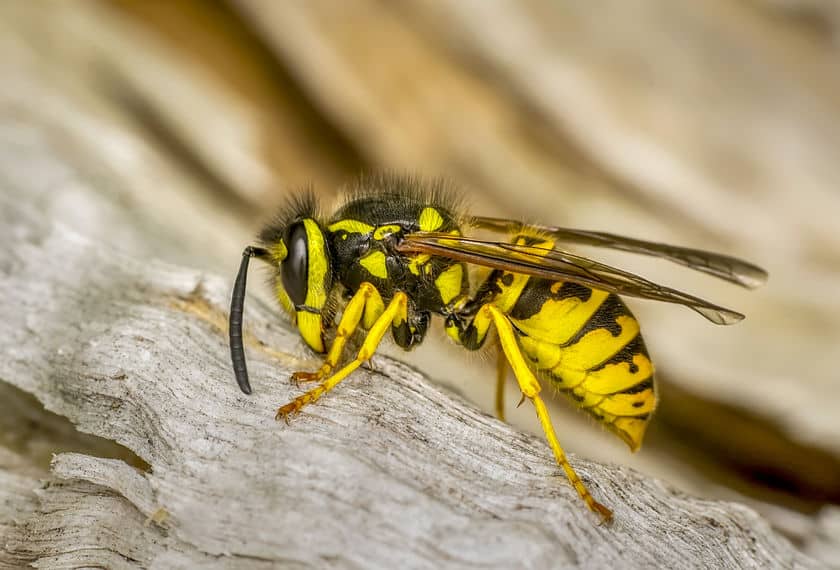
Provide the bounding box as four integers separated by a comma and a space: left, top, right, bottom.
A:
621, 377, 654, 395
591, 334, 649, 373
561, 293, 624, 349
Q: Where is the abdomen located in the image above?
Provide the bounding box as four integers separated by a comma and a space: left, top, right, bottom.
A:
506, 279, 657, 451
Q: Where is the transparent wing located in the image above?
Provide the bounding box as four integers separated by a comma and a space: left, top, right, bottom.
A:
398, 233, 746, 325
470, 216, 767, 289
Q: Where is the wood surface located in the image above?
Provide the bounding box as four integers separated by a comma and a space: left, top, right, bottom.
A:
0, 0, 838, 567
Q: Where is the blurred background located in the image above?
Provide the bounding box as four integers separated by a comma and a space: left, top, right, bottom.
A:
1, 0, 839, 563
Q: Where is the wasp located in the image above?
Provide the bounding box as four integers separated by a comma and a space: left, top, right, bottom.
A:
229, 174, 766, 521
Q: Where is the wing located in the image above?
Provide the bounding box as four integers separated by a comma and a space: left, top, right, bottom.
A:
397, 233, 746, 325
470, 216, 767, 289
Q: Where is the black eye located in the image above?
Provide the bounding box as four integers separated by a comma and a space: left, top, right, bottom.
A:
281, 223, 308, 306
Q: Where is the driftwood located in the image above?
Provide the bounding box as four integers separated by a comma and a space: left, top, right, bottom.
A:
1, 0, 839, 567
0, 190, 819, 568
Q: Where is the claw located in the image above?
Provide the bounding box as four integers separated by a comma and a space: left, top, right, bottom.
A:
275, 401, 299, 423
275, 409, 291, 424
592, 500, 614, 524
290, 366, 331, 387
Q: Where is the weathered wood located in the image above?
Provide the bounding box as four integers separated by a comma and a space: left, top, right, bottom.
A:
0, 189, 818, 568
1, 0, 839, 566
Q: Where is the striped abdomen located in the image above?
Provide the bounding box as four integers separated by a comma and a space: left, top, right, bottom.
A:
506, 278, 657, 451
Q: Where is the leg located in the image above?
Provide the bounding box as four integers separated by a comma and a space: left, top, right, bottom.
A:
291, 283, 384, 385
482, 304, 613, 521
277, 293, 408, 421
495, 345, 507, 421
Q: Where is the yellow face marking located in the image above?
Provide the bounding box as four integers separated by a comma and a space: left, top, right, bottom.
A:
328, 219, 374, 235
418, 207, 444, 232
373, 224, 402, 240
359, 250, 389, 279
434, 264, 463, 304
296, 310, 324, 353
270, 240, 288, 264
302, 219, 330, 310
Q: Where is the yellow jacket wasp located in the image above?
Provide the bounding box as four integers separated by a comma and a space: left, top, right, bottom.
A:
229, 174, 766, 521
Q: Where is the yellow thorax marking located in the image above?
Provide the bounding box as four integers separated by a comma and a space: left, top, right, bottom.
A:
360, 250, 389, 279
373, 224, 402, 240
328, 219, 374, 235
407, 253, 431, 276
419, 207, 444, 232
435, 264, 463, 304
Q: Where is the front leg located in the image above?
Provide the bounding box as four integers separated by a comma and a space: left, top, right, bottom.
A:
278, 292, 409, 421
292, 282, 385, 385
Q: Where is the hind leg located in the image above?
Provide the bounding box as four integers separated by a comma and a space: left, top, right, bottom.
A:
476, 304, 613, 521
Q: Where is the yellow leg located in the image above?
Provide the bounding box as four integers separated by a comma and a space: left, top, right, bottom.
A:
495, 345, 507, 422
292, 283, 384, 385
484, 304, 613, 522
277, 293, 408, 421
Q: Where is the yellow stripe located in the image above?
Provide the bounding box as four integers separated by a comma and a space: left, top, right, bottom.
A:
554, 315, 639, 373
583, 354, 653, 394
512, 289, 610, 345
598, 389, 656, 416
360, 250, 389, 279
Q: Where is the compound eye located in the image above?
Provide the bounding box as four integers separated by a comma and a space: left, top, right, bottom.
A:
281, 222, 309, 306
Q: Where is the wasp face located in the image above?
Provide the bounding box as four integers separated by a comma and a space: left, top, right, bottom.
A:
273, 218, 332, 354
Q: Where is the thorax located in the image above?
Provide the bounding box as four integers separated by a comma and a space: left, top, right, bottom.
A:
325, 199, 468, 313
